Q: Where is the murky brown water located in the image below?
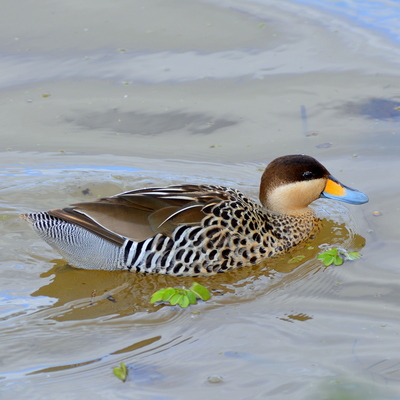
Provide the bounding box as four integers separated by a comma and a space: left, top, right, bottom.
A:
1, 0, 400, 399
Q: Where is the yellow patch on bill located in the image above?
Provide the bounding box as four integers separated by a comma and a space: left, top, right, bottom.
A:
324, 178, 346, 197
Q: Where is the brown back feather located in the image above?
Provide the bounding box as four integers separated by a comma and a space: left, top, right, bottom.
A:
49, 185, 229, 244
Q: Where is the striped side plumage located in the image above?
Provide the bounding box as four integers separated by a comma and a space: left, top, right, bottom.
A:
22, 187, 317, 275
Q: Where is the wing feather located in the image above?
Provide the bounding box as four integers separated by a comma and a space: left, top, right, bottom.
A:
49, 185, 229, 243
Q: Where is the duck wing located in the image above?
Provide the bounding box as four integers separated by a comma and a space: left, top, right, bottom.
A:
48, 185, 229, 244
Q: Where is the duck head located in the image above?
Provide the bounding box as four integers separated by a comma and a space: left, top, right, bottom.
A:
259, 155, 369, 215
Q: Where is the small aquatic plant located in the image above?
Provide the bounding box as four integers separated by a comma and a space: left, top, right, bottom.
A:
150, 282, 211, 308
288, 255, 306, 263
113, 362, 128, 382
318, 248, 361, 266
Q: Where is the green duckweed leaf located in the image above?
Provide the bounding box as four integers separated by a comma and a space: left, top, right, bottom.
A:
150, 289, 166, 304
288, 255, 305, 263
318, 248, 361, 266
161, 288, 176, 302
150, 283, 211, 307
333, 256, 344, 266
186, 290, 197, 305
346, 252, 361, 261
120, 361, 127, 375
169, 293, 183, 306
178, 295, 190, 308
318, 255, 333, 266
113, 362, 128, 382
190, 283, 211, 301
323, 249, 339, 257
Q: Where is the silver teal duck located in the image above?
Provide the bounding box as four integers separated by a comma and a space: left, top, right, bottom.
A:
21, 155, 368, 276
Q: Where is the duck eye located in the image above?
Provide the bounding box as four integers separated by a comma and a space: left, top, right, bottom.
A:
302, 171, 314, 180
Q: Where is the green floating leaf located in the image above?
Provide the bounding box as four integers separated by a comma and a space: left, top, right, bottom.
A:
288, 255, 305, 264
179, 295, 190, 308
317, 254, 333, 266
186, 290, 197, 305
150, 289, 166, 304
169, 293, 183, 306
322, 256, 334, 267
318, 248, 362, 266
120, 362, 127, 375
113, 362, 128, 382
162, 288, 176, 302
346, 252, 361, 261
333, 256, 344, 266
323, 249, 339, 257
150, 283, 211, 308
190, 283, 211, 301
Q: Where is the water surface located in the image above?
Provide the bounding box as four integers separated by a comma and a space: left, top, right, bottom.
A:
1, 1, 400, 399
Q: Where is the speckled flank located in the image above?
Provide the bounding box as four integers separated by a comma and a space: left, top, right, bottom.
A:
123, 186, 318, 276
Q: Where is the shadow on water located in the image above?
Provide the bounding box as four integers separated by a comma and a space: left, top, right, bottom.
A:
341, 98, 400, 120
31, 218, 366, 322
66, 109, 238, 135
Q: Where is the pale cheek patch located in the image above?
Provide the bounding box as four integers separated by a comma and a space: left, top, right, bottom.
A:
266, 179, 326, 214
